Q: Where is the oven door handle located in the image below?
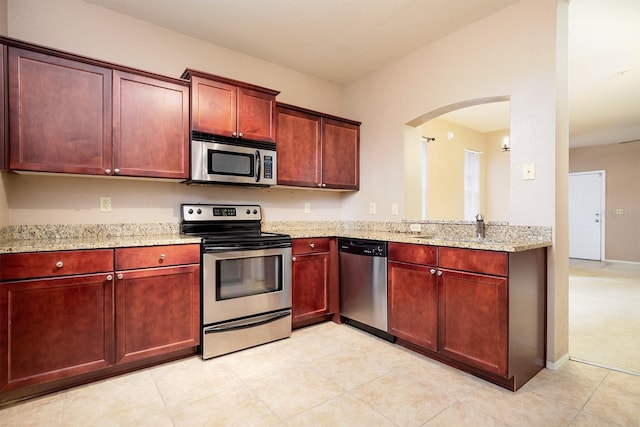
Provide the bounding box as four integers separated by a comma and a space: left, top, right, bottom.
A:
204, 242, 292, 252
204, 311, 291, 334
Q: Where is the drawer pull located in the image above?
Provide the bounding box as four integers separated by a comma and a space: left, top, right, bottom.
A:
430, 269, 436, 275
56, 261, 64, 268
160, 254, 166, 261
309, 243, 315, 248
106, 275, 113, 281
437, 270, 443, 276
117, 273, 124, 280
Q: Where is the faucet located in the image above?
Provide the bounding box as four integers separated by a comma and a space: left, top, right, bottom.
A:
475, 213, 485, 239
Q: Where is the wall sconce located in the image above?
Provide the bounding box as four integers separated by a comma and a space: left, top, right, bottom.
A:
421, 136, 436, 143
501, 136, 510, 151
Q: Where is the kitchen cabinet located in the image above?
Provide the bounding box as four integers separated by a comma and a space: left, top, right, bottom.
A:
183, 69, 279, 142
114, 245, 200, 364
1, 43, 7, 169
291, 238, 338, 328
276, 103, 360, 190
6, 44, 190, 179
112, 70, 189, 179
8, 47, 112, 175
387, 243, 546, 391
0, 244, 200, 404
387, 243, 438, 351
0, 250, 115, 392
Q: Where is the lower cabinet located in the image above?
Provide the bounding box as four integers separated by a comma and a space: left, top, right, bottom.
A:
0, 244, 200, 404
291, 238, 338, 328
114, 245, 200, 364
387, 242, 546, 391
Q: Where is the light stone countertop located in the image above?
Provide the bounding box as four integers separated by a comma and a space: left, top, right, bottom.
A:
0, 221, 552, 254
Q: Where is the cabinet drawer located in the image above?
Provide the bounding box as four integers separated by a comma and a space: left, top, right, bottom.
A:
439, 247, 508, 277
292, 238, 330, 254
0, 249, 114, 281
115, 244, 200, 270
388, 242, 437, 266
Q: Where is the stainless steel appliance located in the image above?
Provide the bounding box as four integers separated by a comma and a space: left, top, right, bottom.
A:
189, 131, 277, 186
338, 238, 393, 341
181, 203, 292, 359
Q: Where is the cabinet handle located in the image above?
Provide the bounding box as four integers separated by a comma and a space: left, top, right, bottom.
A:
321, 183, 327, 188
105, 169, 111, 175
232, 131, 238, 137
430, 268, 436, 275
238, 132, 243, 137
309, 243, 315, 248
114, 168, 120, 174
437, 270, 443, 276
117, 273, 124, 279
56, 261, 64, 268
292, 256, 297, 262
106, 274, 113, 281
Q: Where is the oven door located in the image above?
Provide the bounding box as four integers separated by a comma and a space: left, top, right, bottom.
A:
202, 246, 292, 325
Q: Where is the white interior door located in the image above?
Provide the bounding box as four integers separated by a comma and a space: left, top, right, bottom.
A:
569, 171, 605, 260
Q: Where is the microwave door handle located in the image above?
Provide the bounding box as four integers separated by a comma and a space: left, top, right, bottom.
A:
255, 150, 261, 183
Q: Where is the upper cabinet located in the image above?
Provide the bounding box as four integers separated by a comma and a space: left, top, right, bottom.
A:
182, 69, 279, 143
8, 47, 113, 175
276, 103, 360, 190
112, 70, 189, 179
1, 44, 7, 170
4, 40, 190, 179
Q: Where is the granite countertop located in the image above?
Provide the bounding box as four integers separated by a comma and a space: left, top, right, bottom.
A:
0, 221, 552, 254
282, 229, 551, 252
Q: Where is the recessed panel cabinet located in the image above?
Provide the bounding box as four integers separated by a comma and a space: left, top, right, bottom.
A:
276, 103, 360, 190
6, 44, 190, 179
1, 44, 7, 169
387, 242, 546, 391
184, 70, 279, 142
292, 238, 339, 328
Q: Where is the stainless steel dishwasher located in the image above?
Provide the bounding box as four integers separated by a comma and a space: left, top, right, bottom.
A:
339, 238, 393, 341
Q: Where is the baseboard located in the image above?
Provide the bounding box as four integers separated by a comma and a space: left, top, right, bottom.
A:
604, 258, 640, 266
546, 353, 570, 370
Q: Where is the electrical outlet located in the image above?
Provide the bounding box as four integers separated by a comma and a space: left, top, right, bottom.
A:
391, 203, 399, 215
304, 202, 311, 213
410, 224, 421, 232
100, 197, 112, 212
369, 202, 376, 214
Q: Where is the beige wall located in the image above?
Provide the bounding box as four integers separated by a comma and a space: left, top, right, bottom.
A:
569, 141, 640, 262
485, 130, 510, 222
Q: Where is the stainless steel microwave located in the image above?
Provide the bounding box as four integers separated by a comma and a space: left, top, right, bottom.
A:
189, 132, 277, 186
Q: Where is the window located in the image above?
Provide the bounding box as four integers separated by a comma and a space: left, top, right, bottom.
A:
464, 149, 481, 221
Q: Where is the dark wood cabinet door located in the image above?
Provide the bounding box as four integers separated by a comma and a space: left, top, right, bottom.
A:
1, 44, 6, 170
438, 270, 508, 376
292, 252, 330, 325
8, 47, 112, 175
113, 71, 189, 179
388, 261, 438, 351
114, 264, 200, 364
190, 76, 237, 137
321, 118, 359, 190
276, 106, 321, 187
238, 87, 276, 142
0, 274, 114, 391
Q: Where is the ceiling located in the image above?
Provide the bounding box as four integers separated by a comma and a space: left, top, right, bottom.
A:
83, 0, 639, 148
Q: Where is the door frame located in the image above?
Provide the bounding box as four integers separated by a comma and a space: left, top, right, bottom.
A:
568, 170, 606, 261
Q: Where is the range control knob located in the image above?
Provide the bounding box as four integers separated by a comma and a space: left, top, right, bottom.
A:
196, 209, 202, 214
253, 209, 258, 214
188, 208, 194, 214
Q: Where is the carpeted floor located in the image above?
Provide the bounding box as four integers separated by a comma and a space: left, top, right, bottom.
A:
569, 259, 640, 375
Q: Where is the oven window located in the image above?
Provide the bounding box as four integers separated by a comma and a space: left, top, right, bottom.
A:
216, 255, 282, 300
208, 150, 254, 177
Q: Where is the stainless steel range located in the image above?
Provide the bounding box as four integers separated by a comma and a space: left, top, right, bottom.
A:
180, 204, 292, 359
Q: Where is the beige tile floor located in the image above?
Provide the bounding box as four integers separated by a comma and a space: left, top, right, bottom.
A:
2, 322, 639, 426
